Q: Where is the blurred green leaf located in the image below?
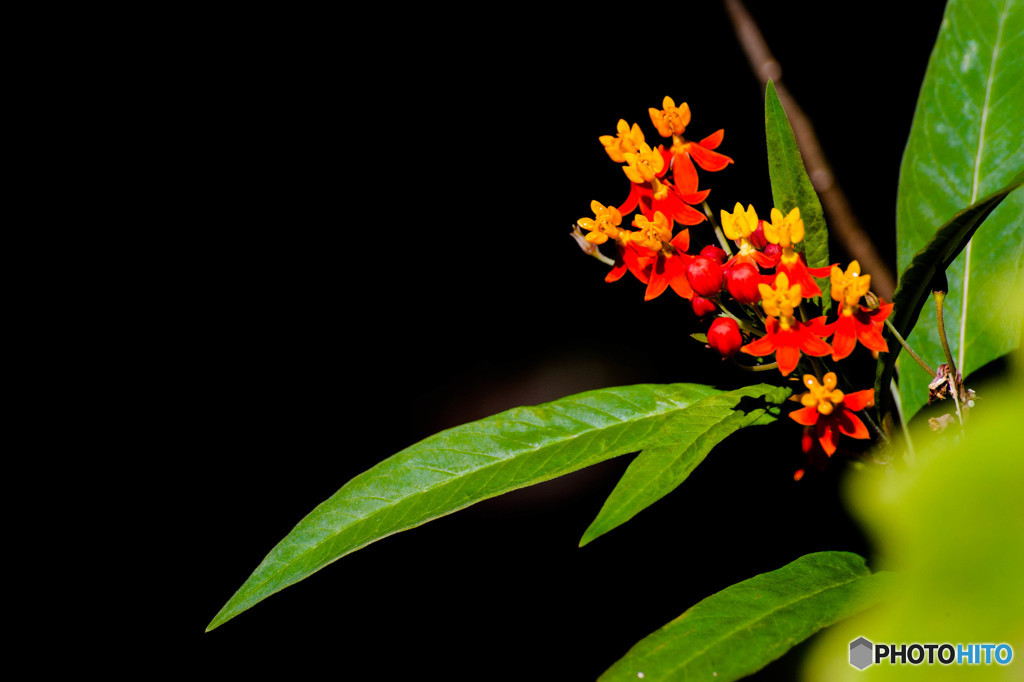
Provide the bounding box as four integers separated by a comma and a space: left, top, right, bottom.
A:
895, 0, 1024, 421
599, 552, 893, 682
208, 382, 789, 631
765, 79, 831, 309
579, 384, 789, 546
802, 373, 1024, 681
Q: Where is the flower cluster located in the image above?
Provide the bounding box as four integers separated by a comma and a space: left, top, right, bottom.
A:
573, 97, 890, 477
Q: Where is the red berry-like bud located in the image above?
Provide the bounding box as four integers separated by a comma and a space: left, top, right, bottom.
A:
764, 243, 782, 260
691, 295, 717, 317
707, 317, 742, 357
686, 256, 724, 297
750, 220, 768, 249
726, 262, 762, 304
699, 244, 727, 264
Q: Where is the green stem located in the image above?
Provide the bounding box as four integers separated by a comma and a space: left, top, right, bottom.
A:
884, 318, 936, 377
729, 358, 778, 372
716, 301, 765, 337
890, 378, 916, 467
702, 200, 734, 256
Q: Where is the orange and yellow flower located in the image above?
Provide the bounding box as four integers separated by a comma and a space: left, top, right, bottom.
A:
765, 207, 832, 297
577, 201, 626, 245
648, 96, 734, 173
720, 203, 777, 270
739, 272, 832, 375
616, 143, 707, 227
628, 211, 694, 301
825, 261, 892, 360
599, 119, 646, 163
788, 373, 874, 456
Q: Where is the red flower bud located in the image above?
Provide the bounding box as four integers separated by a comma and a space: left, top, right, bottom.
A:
750, 220, 768, 250
764, 243, 782, 260
699, 245, 727, 264
707, 317, 742, 357
686, 256, 724, 297
726, 262, 762, 304
691, 295, 717, 317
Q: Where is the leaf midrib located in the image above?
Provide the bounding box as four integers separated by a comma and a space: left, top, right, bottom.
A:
960, 0, 1010, 370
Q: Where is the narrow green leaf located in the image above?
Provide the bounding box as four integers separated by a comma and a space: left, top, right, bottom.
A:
208, 382, 790, 631
599, 551, 893, 682
895, 0, 1024, 420
579, 384, 790, 547
764, 79, 831, 308
876, 176, 1023, 419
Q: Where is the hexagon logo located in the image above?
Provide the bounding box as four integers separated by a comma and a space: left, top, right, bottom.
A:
850, 637, 874, 670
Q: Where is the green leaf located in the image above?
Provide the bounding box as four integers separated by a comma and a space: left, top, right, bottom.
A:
207, 382, 790, 631
876, 176, 1023, 420
895, 0, 1024, 421
579, 384, 789, 547
764, 79, 831, 308
599, 551, 893, 682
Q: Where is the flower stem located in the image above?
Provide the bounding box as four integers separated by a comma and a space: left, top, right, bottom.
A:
933, 291, 957, 375
884, 318, 936, 377
717, 303, 765, 337
702, 200, 733, 256
890, 378, 916, 467
729, 357, 778, 372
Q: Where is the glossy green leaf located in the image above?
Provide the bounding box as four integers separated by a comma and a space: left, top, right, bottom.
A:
208, 382, 790, 631
875, 175, 1023, 421
895, 0, 1024, 421
764, 79, 831, 308
579, 384, 790, 547
599, 551, 893, 682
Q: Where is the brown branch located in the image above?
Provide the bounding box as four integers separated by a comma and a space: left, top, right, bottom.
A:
723, 0, 896, 300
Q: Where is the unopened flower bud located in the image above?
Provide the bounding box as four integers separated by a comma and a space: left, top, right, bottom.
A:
707, 317, 742, 357
686, 256, 724, 297
764, 243, 782, 260
750, 220, 768, 250
699, 244, 727, 264
691, 295, 717, 317
726, 262, 762, 304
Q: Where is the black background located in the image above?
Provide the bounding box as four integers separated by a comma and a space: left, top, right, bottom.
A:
148, 2, 950, 678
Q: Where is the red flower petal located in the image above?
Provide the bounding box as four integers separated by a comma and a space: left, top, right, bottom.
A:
740, 333, 776, 357
775, 343, 801, 376
789, 405, 820, 426
776, 256, 823, 298
645, 252, 693, 301
808, 264, 835, 278
830, 315, 858, 361
699, 129, 725, 150
842, 389, 875, 412
797, 328, 833, 357
836, 408, 869, 439
669, 230, 690, 253
816, 418, 838, 456
605, 260, 627, 283
687, 143, 734, 172
678, 189, 711, 205
672, 152, 699, 193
